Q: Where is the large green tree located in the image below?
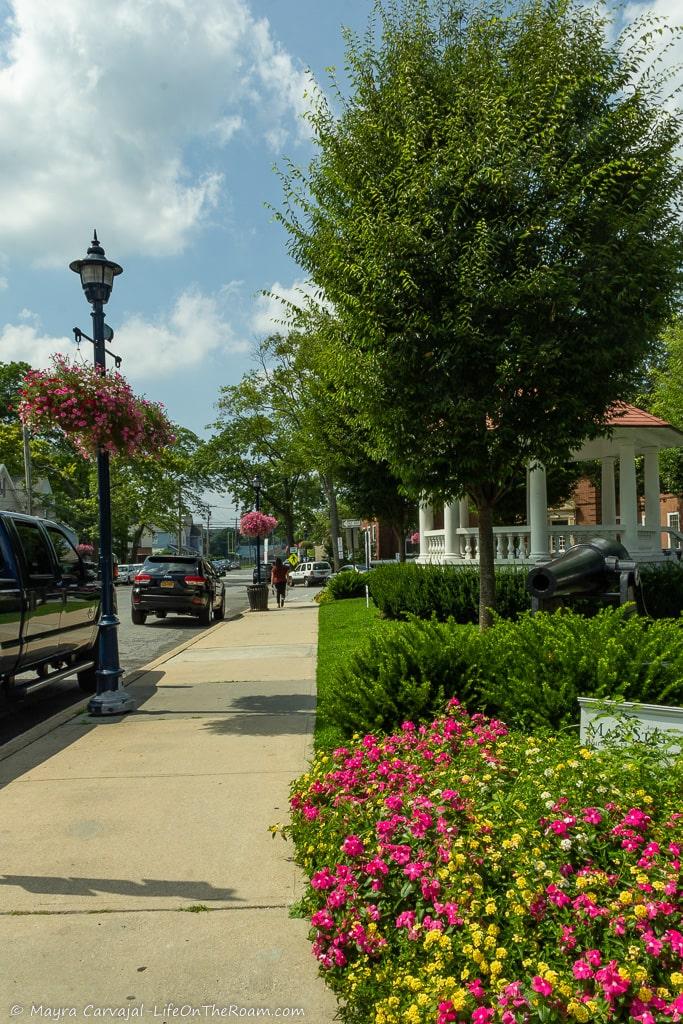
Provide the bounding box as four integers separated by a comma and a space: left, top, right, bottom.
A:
276, 0, 683, 625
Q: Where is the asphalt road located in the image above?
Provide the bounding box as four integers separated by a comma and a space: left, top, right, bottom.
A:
0, 570, 254, 747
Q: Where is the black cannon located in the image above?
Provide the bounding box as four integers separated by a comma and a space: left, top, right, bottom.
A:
527, 537, 639, 613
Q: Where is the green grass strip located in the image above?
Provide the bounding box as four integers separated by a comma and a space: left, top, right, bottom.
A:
315, 597, 382, 750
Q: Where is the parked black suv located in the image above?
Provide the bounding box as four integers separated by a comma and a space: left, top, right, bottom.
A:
131, 555, 226, 626
0, 511, 102, 696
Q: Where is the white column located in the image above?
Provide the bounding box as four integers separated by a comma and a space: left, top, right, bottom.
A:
458, 497, 469, 528
443, 502, 460, 560
528, 461, 549, 562
600, 457, 616, 526
643, 447, 661, 553
618, 443, 638, 554
419, 502, 434, 560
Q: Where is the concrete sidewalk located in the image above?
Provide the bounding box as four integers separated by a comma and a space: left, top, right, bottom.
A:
0, 588, 337, 1023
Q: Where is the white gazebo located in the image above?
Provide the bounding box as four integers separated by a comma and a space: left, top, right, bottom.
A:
418, 404, 683, 565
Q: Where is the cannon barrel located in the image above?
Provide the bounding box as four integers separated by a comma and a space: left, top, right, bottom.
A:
527, 538, 631, 600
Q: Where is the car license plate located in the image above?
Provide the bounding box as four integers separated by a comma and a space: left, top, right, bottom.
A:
160, 580, 175, 588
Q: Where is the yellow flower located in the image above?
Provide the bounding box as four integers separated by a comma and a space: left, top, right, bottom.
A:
405, 1006, 421, 1024
634, 905, 648, 919
638, 988, 653, 1002
568, 1001, 590, 1021
619, 891, 632, 905
671, 973, 683, 989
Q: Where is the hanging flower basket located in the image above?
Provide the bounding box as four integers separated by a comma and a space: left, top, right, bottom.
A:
18, 355, 175, 460
410, 531, 420, 545
240, 511, 278, 538
76, 543, 94, 557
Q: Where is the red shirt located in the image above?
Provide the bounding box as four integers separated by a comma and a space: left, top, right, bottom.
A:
271, 563, 289, 584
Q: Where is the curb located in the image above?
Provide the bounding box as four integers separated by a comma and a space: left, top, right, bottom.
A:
0, 608, 246, 765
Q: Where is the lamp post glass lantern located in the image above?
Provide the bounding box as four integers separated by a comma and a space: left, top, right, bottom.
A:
70, 231, 134, 716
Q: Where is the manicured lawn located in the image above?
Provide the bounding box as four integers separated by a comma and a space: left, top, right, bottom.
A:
315, 597, 383, 750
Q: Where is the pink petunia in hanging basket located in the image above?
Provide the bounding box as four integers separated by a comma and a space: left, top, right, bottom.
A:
240, 511, 278, 538
76, 543, 94, 557
410, 531, 420, 544
18, 355, 175, 460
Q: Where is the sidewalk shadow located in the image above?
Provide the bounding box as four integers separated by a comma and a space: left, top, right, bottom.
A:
0, 873, 240, 901
0, 671, 166, 789
204, 693, 317, 736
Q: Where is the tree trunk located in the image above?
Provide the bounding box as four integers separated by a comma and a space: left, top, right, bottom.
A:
476, 501, 497, 630
129, 524, 145, 563
282, 510, 296, 550
321, 473, 342, 571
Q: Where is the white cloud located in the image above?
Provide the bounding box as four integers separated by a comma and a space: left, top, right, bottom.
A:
0, 0, 313, 264
0, 276, 7, 291
0, 321, 72, 367
0, 287, 248, 379
115, 288, 249, 379
250, 278, 320, 337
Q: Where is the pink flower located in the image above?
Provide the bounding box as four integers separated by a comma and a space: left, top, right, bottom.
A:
531, 976, 552, 997
341, 835, 364, 857
240, 510, 279, 538
471, 1010, 494, 1023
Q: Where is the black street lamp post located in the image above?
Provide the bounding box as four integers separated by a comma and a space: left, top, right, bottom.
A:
70, 232, 135, 716
253, 474, 263, 582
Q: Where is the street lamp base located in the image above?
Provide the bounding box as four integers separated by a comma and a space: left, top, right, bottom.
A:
87, 688, 136, 716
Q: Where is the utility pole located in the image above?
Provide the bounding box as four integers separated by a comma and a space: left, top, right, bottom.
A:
177, 485, 183, 554
206, 506, 211, 557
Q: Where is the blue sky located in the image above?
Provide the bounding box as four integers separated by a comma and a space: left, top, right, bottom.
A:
0, 0, 371, 446
0, 0, 680, 521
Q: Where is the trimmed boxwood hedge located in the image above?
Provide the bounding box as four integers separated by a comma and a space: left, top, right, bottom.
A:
366, 563, 530, 621
366, 560, 683, 621
326, 606, 683, 737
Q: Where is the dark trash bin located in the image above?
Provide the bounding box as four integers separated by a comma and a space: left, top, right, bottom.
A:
247, 582, 269, 611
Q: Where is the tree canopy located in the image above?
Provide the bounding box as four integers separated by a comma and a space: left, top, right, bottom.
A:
276, 0, 683, 624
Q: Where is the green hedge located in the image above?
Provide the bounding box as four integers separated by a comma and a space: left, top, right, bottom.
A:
327, 606, 683, 737
366, 560, 683, 621
367, 562, 530, 621
326, 571, 370, 600
638, 561, 683, 618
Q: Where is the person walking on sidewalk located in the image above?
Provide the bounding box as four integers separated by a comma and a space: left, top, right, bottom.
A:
271, 557, 290, 607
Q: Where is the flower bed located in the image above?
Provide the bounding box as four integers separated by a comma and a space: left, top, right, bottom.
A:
286, 702, 683, 1023
18, 356, 175, 459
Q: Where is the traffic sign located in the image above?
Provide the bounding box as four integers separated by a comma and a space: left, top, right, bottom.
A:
342, 519, 361, 528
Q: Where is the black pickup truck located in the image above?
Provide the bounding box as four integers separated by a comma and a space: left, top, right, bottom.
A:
0, 511, 102, 698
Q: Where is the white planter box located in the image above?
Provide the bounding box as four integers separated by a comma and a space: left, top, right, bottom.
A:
578, 697, 683, 755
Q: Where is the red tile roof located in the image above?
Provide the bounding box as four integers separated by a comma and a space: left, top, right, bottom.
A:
606, 403, 672, 428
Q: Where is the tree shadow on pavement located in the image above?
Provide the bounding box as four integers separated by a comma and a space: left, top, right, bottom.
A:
203, 693, 317, 736
0, 874, 241, 901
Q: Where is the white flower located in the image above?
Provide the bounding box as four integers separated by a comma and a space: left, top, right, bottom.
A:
560, 839, 572, 851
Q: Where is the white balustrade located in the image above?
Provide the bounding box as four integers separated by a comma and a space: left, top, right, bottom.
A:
421, 524, 662, 565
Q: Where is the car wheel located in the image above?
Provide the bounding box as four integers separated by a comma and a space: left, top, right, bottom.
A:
213, 595, 225, 621
198, 602, 212, 627
131, 608, 147, 625
304, 577, 311, 587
